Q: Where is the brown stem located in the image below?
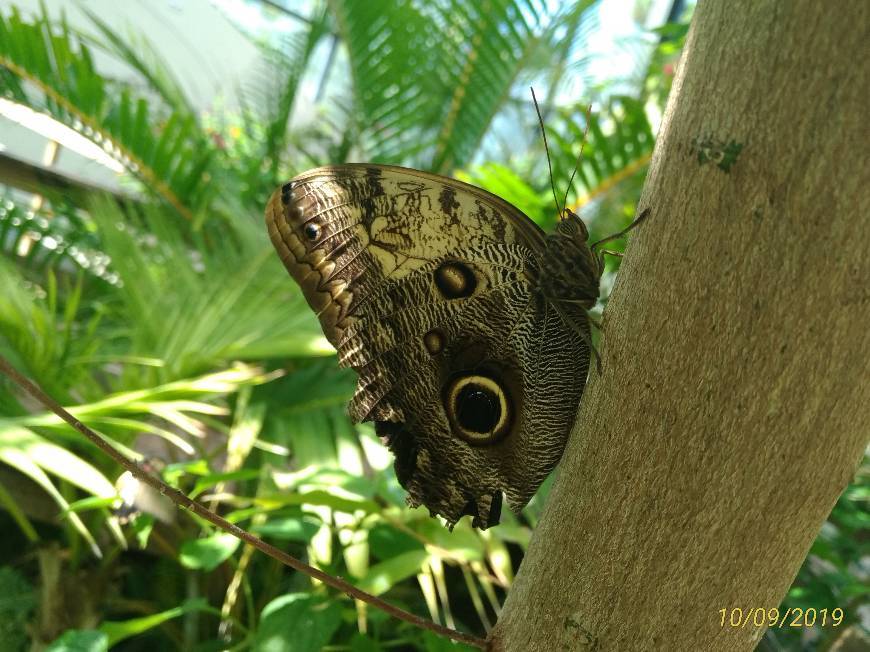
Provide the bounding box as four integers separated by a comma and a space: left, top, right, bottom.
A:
0, 356, 487, 649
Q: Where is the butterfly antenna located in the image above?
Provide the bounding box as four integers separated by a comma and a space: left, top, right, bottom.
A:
531, 87, 563, 220
561, 103, 592, 216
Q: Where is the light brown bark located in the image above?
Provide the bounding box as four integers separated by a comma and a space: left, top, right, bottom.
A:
491, 1, 869, 650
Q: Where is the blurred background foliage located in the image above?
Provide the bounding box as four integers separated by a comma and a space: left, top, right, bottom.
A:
0, 1, 865, 650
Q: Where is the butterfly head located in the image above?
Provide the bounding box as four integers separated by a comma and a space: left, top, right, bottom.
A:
535, 208, 601, 310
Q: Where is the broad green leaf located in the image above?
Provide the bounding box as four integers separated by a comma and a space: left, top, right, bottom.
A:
45, 630, 108, 652
84, 416, 195, 455
178, 533, 240, 571
250, 517, 320, 543
368, 524, 425, 562
64, 496, 116, 513
0, 441, 101, 556
263, 488, 379, 514
100, 598, 210, 646
358, 549, 430, 596
415, 520, 485, 562
254, 593, 342, 652
190, 469, 260, 499
0, 426, 115, 497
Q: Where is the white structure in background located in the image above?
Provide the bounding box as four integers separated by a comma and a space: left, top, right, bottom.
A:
0, 0, 676, 193
0, 0, 262, 192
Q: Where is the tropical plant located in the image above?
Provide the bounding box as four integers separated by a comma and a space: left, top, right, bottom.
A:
0, 1, 863, 650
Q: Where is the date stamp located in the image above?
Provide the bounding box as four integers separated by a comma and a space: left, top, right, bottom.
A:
718, 607, 844, 629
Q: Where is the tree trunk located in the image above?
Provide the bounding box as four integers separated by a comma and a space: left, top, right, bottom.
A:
491, 1, 869, 650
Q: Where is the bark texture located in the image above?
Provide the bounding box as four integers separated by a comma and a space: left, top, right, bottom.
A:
491, 1, 869, 650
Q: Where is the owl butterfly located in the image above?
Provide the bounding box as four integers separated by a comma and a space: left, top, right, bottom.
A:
266, 164, 647, 529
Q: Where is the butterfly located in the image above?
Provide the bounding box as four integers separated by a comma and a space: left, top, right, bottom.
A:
265, 162, 647, 529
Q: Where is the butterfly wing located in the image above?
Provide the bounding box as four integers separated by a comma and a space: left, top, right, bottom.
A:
266, 164, 590, 528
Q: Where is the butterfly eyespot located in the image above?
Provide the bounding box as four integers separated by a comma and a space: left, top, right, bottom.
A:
457, 386, 498, 431
434, 261, 477, 299
304, 223, 320, 241
444, 375, 511, 445
423, 329, 445, 355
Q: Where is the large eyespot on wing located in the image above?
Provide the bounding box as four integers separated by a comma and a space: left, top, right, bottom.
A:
443, 374, 512, 446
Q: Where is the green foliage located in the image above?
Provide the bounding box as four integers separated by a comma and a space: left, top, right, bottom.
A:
45, 630, 108, 652
0, 2, 863, 651
331, 0, 598, 171
0, 200, 108, 280
254, 593, 343, 652
770, 462, 870, 650
0, 7, 215, 218
0, 566, 35, 650
179, 534, 241, 571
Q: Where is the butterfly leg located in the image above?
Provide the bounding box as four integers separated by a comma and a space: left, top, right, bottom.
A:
594, 248, 624, 275
584, 331, 603, 374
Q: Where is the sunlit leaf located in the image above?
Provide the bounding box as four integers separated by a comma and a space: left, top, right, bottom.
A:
358, 549, 430, 596
0, 426, 115, 497
100, 598, 210, 646
250, 517, 320, 543
178, 533, 240, 571
254, 593, 342, 652
415, 519, 485, 562
45, 630, 108, 652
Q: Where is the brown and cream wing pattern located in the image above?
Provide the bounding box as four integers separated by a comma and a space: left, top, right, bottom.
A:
266, 164, 590, 529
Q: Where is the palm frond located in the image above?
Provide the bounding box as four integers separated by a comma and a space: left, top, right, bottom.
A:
262, 360, 356, 469
329, 0, 600, 172
0, 7, 215, 217
0, 363, 274, 553
0, 257, 102, 403
78, 8, 195, 117
547, 96, 653, 232
230, 5, 333, 207
0, 424, 111, 556
0, 197, 116, 283
85, 198, 329, 383
458, 96, 652, 234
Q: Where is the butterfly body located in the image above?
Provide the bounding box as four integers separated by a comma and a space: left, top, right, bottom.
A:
267, 164, 600, 529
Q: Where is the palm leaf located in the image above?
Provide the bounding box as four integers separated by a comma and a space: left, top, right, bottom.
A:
0, 197, 117, 283
329, 0, 599, 171
79, 8, 195, 117
229, 5, 333, 208
0, 257, 103, 403
85, 198, 330, 383
0, 7, 215, 217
